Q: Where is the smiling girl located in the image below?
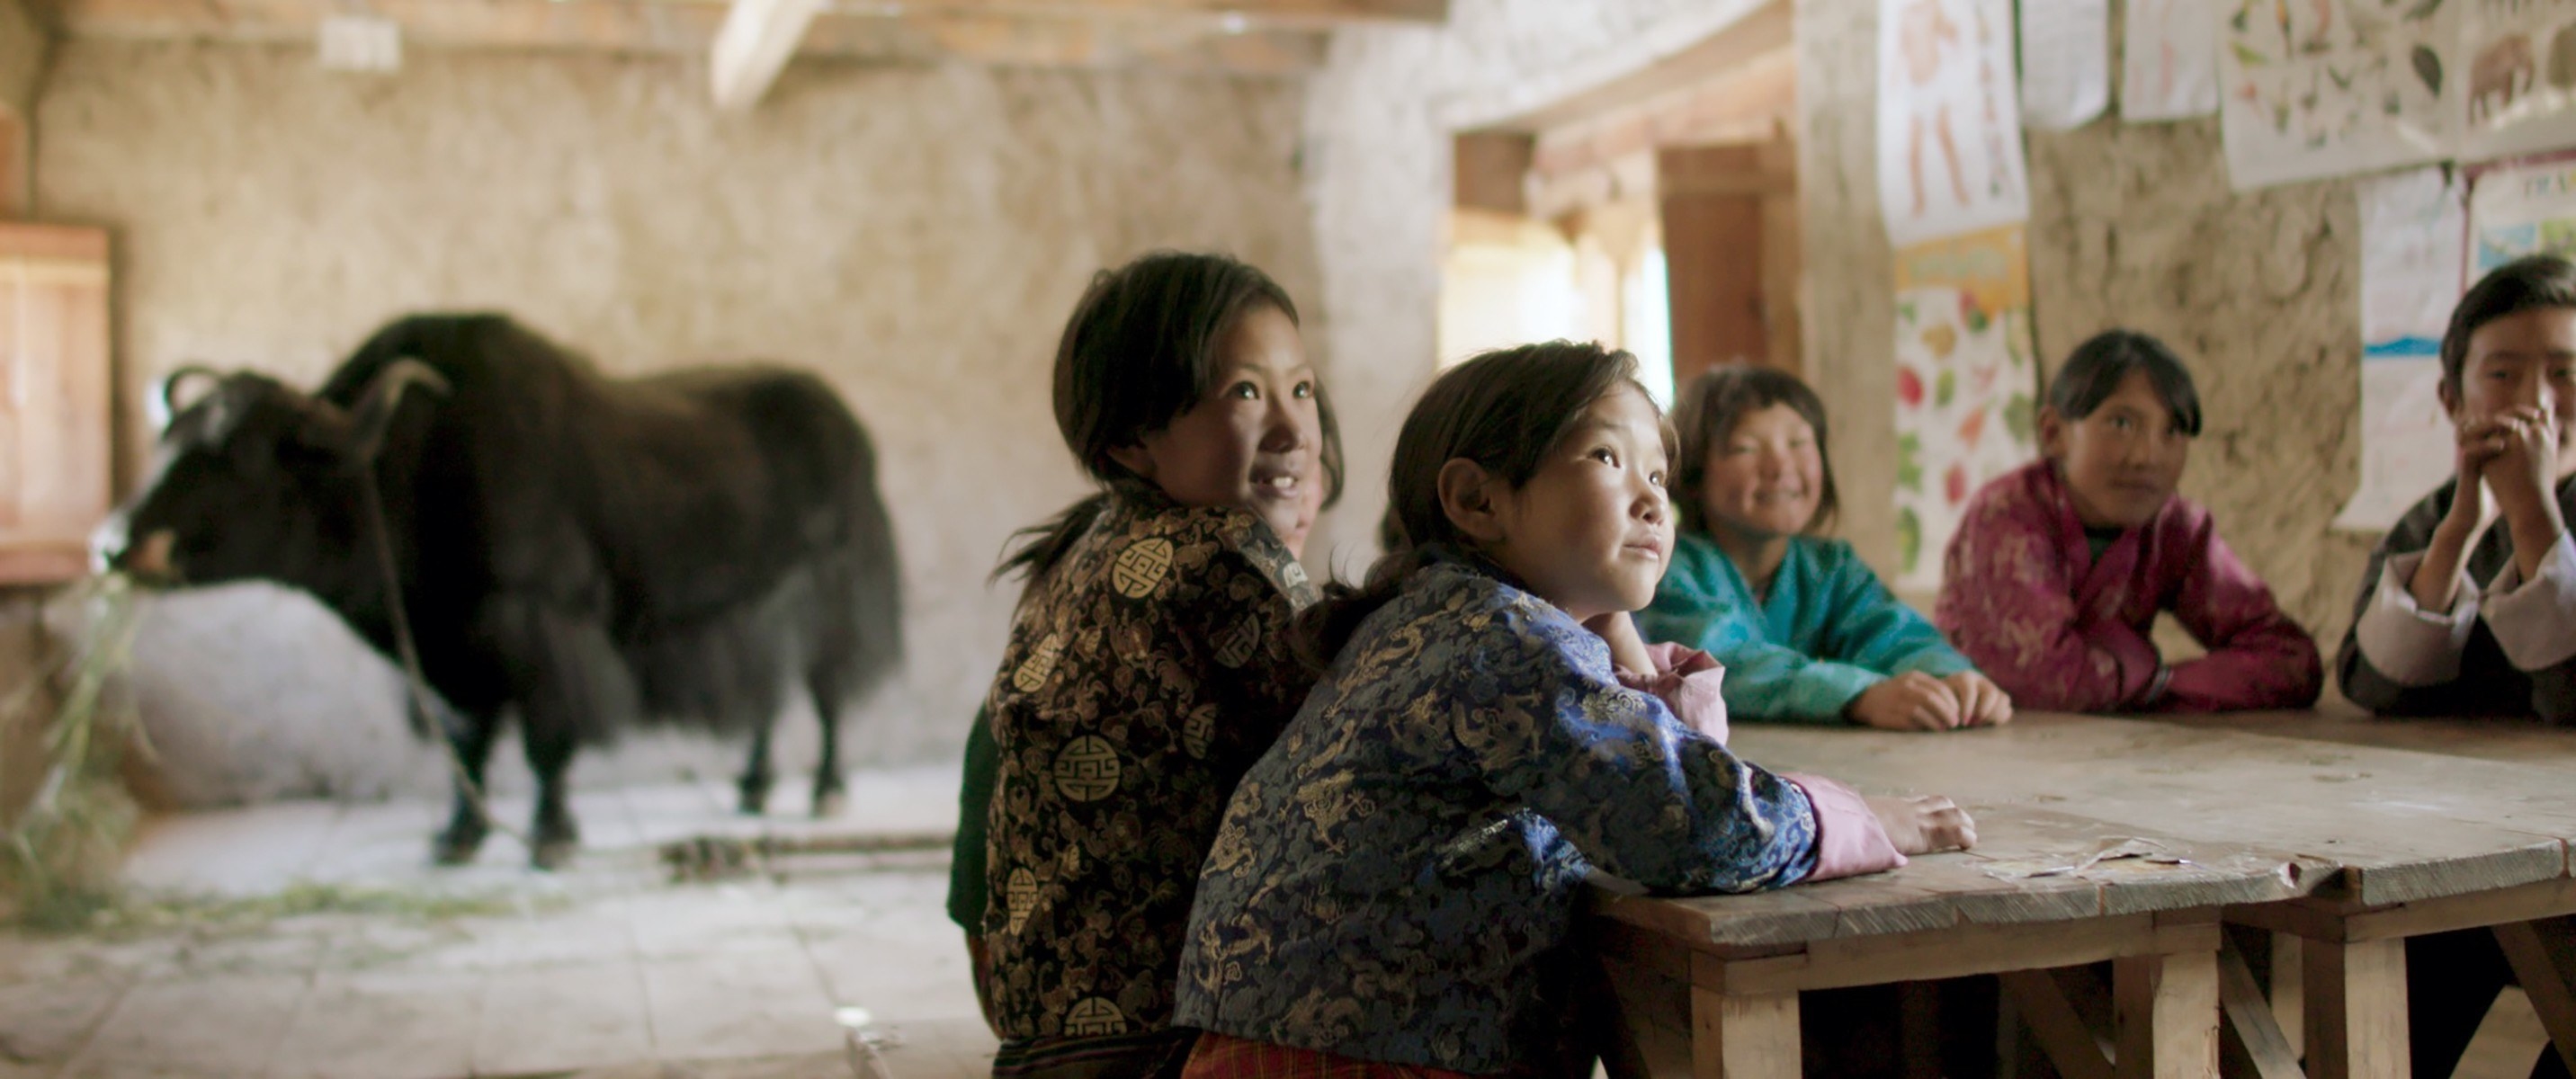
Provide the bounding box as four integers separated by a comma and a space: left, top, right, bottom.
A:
1172, 342, 1972, 1079
977, 251, 1342, 1078
1935, 330, 2321, 713
1641, 366, 2010, 729
2339, 254, 2576, 724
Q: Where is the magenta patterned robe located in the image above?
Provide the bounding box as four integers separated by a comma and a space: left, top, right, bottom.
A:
1935, 460, 2322, 713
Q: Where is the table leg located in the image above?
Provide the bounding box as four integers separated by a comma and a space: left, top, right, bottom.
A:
1692, 985, 1799, 1079
2302, 938, 2410, 1079
2115, 949, 2220, 1079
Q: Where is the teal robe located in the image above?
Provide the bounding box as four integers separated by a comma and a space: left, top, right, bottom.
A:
1640, 532, 1974, 723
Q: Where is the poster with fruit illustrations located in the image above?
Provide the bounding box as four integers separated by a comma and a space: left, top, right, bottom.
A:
1892, 225, 2041, 592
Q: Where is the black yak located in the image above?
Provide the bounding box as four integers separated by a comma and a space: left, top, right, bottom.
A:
97, 313, 904, 869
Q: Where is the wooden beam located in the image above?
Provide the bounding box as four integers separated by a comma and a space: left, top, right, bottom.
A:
1452, 131, 1533, 215
822, 0, 1445, 24
2494, 919, 2576, 1078
48, 0, 1331, 75
711, 0, 821, 111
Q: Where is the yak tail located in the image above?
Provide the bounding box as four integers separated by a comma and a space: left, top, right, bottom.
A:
819, 420, 905, 710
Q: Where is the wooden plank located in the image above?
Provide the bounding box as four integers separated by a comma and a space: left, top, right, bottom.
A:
2215, 933, 2304, 1079
711, 0, 825, 111
2273, 933, 2305, 1059
2302, 938, 2410, 1079
2493, 919, 2576, 1078
1598, 950, 1693, 1079
1693, 986, 1798, 1079
1999, 968, 2115, 1079
2233, 876, 2576, 944
1708, 914, 2183, 995
1452, 132, 1533, 216
2152, 709, 2576, 766
2115, 949, 2221, 1079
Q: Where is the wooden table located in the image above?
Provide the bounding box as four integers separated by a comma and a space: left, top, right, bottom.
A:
1595, 713, 2576, 1079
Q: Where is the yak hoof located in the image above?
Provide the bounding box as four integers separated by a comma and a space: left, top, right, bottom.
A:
431, 825, 487, 867
737, 777, 772, 816
811, 788, 848, 819
530, 838, 578, 871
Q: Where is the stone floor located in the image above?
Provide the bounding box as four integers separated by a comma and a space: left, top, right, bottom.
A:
0, 764, 997, 1079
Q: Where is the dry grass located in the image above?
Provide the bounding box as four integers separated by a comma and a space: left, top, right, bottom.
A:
1, 572, 149, 931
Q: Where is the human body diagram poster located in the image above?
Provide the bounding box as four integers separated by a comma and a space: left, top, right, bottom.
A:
2339, 166, 2467, 531
1878, 0, 2032, 246
1892, 226, 2040, 592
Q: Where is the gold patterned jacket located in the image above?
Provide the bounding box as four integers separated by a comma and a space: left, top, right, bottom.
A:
979, 489, 1319, 1047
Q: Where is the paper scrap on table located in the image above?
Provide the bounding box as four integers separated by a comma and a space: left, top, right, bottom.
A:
1978, 836, 2191, 879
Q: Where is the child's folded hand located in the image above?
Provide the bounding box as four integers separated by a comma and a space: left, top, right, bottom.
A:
1847, 672, 1963, 731
1865, 793, 1977, 855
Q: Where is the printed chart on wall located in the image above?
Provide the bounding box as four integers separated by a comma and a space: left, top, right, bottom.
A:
1892, 226, 2039, 592
2124, 0, 2223, 120
2219, 0, 2459, 190
2471, 152, 2576, 271
1878, 0, 2031, 246
2459, 0, 2576, 161
2338, 166, 2466, 531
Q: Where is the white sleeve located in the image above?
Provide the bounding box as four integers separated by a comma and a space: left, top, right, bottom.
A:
2352, 550, 2478, 686
2482, 531, 2576, 673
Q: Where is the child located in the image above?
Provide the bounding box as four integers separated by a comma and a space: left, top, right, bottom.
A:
2339, 254, 2576, 723
1174, 342, 1974, 1078
1641, 365, 2012, 729
1936, 330, 2322, 712
945, 435, 1338, 1035
976, 251, 1342, 1078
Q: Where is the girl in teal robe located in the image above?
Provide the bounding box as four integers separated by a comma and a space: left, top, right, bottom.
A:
1640, 367, 2013, 729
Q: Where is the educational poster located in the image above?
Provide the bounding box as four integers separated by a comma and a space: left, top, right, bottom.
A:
2337, 167, 2467, 532
1878, 0, 2033, 246
1892, 225, 2041, 592
2469, 153, 2576, 268
2021, 0, 2112, 130
2219, 0, 2459, 191
2458, 0, 2576, 161
2124, 0, 2223, 120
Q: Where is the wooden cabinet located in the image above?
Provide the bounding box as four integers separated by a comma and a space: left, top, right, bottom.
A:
0, 223, 111, 585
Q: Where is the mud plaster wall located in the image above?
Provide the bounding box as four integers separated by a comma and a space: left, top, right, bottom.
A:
31, 41, 1319, 805
1796, 1, 2375, 673
0, 0, 44, 118
1301, 0, 1786, 573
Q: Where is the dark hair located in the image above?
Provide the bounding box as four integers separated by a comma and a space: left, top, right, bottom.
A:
2047, 329, 2204, 437
1668, 365, 1839, 535
1297, 340, 1666, 666
2442, 254, 2576, 400
996, 251, 1342, 581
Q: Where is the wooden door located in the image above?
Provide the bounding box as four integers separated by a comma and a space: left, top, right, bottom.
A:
1659, 138, 1800, 386
0, 223, 112, 585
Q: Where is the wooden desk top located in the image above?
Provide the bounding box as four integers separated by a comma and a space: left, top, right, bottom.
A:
2152, 708, 2576, 765
1733, 713, 2576, 907
1600, 713, 2576, 949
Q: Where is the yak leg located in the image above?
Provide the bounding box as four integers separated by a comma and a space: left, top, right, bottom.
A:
738, 724, 775, 816
432, 708, 502, 865
805, 659, 850, 818
487, 598, 635, 871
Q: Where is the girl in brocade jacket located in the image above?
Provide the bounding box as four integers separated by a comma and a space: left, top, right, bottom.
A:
1173, 342, 1975, 1079
977, 251, 1345, 1079
1641, 365, 2012, 729
1935, 330, 2322, 713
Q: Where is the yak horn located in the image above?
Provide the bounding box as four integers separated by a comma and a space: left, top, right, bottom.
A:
341, 359, 451, 469
152, 365, 226, 430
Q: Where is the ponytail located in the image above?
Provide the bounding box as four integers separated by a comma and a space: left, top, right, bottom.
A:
992, 491, 1116, 584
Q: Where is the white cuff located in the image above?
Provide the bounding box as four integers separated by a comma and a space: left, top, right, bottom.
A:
2353, 550, 2476, 686
2482, 530, 2576, 672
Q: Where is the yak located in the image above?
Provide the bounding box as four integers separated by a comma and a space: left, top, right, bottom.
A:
97, 313, 904, 869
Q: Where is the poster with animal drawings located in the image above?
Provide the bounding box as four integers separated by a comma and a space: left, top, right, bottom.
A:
1877, 0, 2032, 247
2458, 0, 2576, 160
1892, 225, 2040, 593
2219, 0, 2460, 191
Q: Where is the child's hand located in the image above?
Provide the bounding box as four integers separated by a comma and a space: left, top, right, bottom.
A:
1583, 611, 1659, 678
1847, 673, 1963, 731
1865, 794, 1977, 854
2443, 414, 2512, 540
2482, 406, 2566, 529
1942, 671, 2014, 727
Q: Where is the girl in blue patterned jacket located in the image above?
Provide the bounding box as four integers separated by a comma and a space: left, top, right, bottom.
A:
1173, 343, 1976, 1079
1640, 366, 2012, 729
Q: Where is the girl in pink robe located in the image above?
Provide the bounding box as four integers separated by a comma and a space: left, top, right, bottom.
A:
1935, 331, 2322, 712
